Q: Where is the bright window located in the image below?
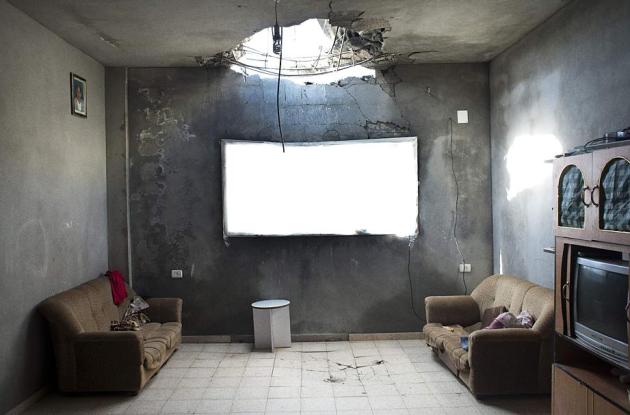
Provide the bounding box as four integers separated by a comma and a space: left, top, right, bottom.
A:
222, 137, 418, 237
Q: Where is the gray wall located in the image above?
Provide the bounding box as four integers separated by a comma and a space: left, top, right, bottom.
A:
126, 64, 493, 336
490, 0, 630, 288
0, 1, 107, 412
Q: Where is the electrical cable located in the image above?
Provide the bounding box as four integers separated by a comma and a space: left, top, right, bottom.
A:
274, 0, 285, 152
407, 236, 422, 323
277, 47, 284, 152
449, 118, 467, 295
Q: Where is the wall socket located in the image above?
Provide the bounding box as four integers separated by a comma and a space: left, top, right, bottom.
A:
458, 263, 472, 273
171, 269, 183, 279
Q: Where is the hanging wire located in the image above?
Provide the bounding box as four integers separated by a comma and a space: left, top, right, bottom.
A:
277, 47, 284, 152
274, 0, 285, 152
408, 235, 422, 323
449, 118, 467, 294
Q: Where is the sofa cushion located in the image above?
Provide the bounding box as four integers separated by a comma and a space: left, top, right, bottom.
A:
442, 334, 470, 371
140, 321, 182, 369
144, 339, 167, 370
141, 322, 181, 349
471, 275, 536, 318
423, 324, 470, 372
424, 323, 467, 351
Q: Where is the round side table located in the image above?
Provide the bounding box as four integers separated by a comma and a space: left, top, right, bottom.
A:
252, 299, 291, 351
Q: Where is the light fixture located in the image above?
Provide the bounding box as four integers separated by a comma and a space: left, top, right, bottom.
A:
272, 22, 282, 55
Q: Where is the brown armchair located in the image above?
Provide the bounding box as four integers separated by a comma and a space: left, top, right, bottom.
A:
423, 274, 554, 396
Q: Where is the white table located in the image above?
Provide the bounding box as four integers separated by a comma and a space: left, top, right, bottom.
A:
252, 299, 291, 351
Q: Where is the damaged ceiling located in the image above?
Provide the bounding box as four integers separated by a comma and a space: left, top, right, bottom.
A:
9, 0, 568, 67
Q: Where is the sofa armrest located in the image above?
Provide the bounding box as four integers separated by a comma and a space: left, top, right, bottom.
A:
75, 331, 144, 367
425, 295, 479, 326
467, 328, 543, 394
145, 298, 183, 323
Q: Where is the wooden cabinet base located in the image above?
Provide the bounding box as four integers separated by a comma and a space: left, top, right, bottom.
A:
553, 365, 627, 415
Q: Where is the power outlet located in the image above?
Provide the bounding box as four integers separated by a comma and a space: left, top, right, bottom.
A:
458, 263, 472, 273
171, 269, 183, 279
457, 110, 469, 124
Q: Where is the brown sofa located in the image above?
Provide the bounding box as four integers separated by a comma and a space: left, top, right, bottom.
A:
423, 274, 553, 397
39, 276, 182, 393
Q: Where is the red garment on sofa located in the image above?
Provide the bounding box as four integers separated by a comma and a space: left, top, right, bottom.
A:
105, 270, 128, 305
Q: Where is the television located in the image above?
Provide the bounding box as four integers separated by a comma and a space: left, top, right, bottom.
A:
573, 256, 630, 368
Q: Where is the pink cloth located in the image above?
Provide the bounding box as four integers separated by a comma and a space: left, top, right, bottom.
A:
486, 310, 534, 330
105, 270, 128, 305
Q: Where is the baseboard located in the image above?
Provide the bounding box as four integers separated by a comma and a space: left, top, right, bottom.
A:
182, 335, 231, 343
183, 332, 423, 343
349, 332, 424, 341
6, 386, 48, 415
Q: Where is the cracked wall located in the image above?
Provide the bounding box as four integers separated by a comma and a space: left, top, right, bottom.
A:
124, 63, 492, 335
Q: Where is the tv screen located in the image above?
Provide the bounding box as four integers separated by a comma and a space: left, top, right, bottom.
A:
222, 137, 418, 237
575, 258, 628, 343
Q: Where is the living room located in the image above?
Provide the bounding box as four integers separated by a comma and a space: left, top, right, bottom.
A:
1, 0, 629, 414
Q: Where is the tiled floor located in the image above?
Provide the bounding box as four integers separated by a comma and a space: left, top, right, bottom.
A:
25, 340, 550, 414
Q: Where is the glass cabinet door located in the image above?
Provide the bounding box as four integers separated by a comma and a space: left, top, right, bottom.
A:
599, 158, 630, 231
592, 146, 630, 245
558, 165, 585, 228
554, 153, 592, 240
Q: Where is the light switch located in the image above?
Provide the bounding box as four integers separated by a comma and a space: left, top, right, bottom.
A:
457, 110, 469, 124
171, 270, 183, 279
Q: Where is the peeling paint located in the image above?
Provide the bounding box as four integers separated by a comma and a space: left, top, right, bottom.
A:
125, 64, 493, 336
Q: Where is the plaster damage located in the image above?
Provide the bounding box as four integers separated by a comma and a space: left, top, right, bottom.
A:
196, 16, 396, 79
124, 63, 492, 336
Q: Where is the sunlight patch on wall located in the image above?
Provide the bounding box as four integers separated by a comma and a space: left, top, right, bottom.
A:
505, 134, 562, 201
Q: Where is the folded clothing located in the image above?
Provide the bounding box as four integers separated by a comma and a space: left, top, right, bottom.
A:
486, 310, 534, 329
105, 270, 127, 305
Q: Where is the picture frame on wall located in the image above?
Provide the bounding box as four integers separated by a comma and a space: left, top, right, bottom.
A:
70, 73, 87, 118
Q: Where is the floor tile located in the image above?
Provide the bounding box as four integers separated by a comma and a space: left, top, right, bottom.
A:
230, 398, 267, 412
196, 399, 232, 413
335, 396, 371, 411
268, 386, 300, 399
203, 387, 237, 400
160, 399, 199, 413
23, 341, 550, 415
170, 387, 205, 400
300, 397, 336, 411
236, 386, 269, 399
265, 398, 300, 412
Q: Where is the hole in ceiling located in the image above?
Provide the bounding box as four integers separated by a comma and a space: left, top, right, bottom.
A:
196, 18, 394, 85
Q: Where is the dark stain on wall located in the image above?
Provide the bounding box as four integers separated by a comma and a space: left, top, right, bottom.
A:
126, 64, 492, 335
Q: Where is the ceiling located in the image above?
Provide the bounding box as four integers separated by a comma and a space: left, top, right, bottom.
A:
9, 0, 568, 67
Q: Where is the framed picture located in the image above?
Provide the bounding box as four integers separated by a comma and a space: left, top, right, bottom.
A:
70, 73, 87, 117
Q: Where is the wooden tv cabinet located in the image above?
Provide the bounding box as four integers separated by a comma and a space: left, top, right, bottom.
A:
552, 144, 630, 414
